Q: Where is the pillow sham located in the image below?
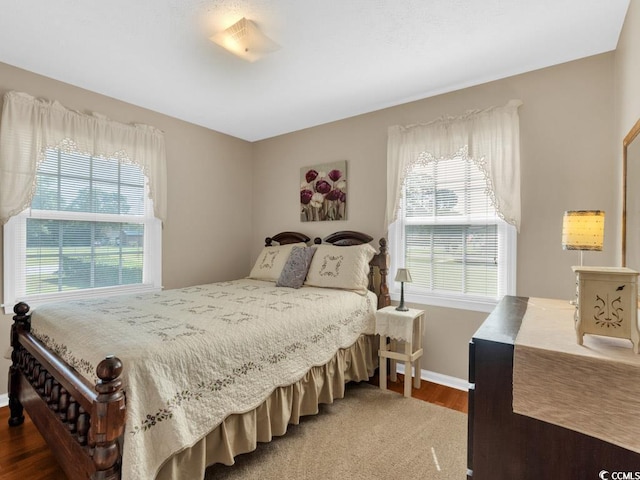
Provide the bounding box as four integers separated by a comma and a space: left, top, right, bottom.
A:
248, 242, 307, 282
304, 243, 376, 293
276, 246, 317, 289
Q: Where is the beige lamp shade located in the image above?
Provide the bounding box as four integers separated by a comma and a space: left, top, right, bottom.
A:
562, 210, 605, 251
210, 17, 280, 62
395, 268, 412, 311
395, 268, 413, 283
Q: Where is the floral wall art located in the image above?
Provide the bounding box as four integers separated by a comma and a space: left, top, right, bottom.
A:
300, 161, 347, 222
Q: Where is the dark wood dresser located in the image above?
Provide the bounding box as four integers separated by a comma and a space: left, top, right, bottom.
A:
467, 295, 640, 479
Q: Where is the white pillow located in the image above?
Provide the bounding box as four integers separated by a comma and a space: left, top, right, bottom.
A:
249, 243, 307, 282
305, 243, 376, 293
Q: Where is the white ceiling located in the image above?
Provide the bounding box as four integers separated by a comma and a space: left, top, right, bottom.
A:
0, 0, 630, 141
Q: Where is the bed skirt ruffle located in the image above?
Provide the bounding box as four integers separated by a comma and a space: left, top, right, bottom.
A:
156, 334, 378, 480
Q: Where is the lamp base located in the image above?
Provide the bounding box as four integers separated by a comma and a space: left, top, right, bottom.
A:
396, 283, 409, 311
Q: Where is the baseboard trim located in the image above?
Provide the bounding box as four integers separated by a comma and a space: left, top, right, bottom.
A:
395, 364, 469, 391
0, 393, 8, 408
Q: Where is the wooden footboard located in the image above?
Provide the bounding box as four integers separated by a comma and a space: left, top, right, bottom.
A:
8, 302, 126, 480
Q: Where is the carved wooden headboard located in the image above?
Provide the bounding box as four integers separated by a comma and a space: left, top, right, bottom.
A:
265, 231, 311, 246
262, 230, 390, 309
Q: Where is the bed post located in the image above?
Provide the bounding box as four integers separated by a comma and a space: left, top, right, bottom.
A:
377, 238, 391, 308
8, 302, 30, 427
91, 355, 126, 480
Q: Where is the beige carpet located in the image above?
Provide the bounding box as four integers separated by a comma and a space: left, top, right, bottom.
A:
205, 382, 467, 479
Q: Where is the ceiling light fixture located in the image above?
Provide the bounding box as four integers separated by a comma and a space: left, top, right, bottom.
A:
210, 17, 280, 62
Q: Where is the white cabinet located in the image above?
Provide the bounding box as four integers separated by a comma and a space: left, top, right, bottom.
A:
573, 266, 640, 353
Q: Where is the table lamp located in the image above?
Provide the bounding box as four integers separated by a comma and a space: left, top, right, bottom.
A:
562, 210, 605, 266
395, 268, 412, 311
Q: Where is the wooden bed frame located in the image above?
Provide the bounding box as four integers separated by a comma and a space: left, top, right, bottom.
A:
8, 230, 389, 480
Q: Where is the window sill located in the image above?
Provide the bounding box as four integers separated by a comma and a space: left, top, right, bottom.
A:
390, 290, 499, 313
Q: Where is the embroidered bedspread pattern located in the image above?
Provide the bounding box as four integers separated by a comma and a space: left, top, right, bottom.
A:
30, 279, 376, 480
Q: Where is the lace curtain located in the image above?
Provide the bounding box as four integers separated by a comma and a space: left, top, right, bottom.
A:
0, 91, 167, 224
386, 99, 522, 231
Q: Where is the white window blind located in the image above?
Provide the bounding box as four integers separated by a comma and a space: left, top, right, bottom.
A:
391, 151, 516, 311
4, 148, 161, 312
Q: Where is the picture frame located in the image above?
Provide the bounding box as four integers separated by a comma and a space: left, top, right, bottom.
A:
300, 160, 347, 222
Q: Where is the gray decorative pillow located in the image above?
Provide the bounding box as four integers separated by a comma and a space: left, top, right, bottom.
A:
276, 246, 317, 288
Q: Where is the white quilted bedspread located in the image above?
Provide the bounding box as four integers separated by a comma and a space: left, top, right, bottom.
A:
30, 279, 377, 480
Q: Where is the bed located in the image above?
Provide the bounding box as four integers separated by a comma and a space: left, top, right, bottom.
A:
7, 230, 390, 480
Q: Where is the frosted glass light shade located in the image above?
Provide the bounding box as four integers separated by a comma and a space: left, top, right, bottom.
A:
562, 210, 605, 251
210, 17, 280, 62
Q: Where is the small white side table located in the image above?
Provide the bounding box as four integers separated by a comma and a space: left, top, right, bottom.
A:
375, 305, 425, 398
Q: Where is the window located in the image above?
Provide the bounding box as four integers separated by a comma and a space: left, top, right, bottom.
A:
389, 149, 516, 312
4, 148, 161, 312
1, 91, 166, 314
386, 101, 522, 312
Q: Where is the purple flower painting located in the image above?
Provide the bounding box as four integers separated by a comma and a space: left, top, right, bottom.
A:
300, 160, 347, 222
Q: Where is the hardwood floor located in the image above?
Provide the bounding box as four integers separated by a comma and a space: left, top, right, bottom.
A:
0, 407, 67, 480
368, 372, 468, 413
0, 375, 467, 480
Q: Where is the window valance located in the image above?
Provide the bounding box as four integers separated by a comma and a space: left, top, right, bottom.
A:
386, 99, 522, 231
0, 91, 167, 224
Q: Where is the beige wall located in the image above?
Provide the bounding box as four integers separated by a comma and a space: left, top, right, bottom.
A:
615, 0, 640, 266
616, 0, 640, 143
253, 53, 617, 381
0, 62, 254, 396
